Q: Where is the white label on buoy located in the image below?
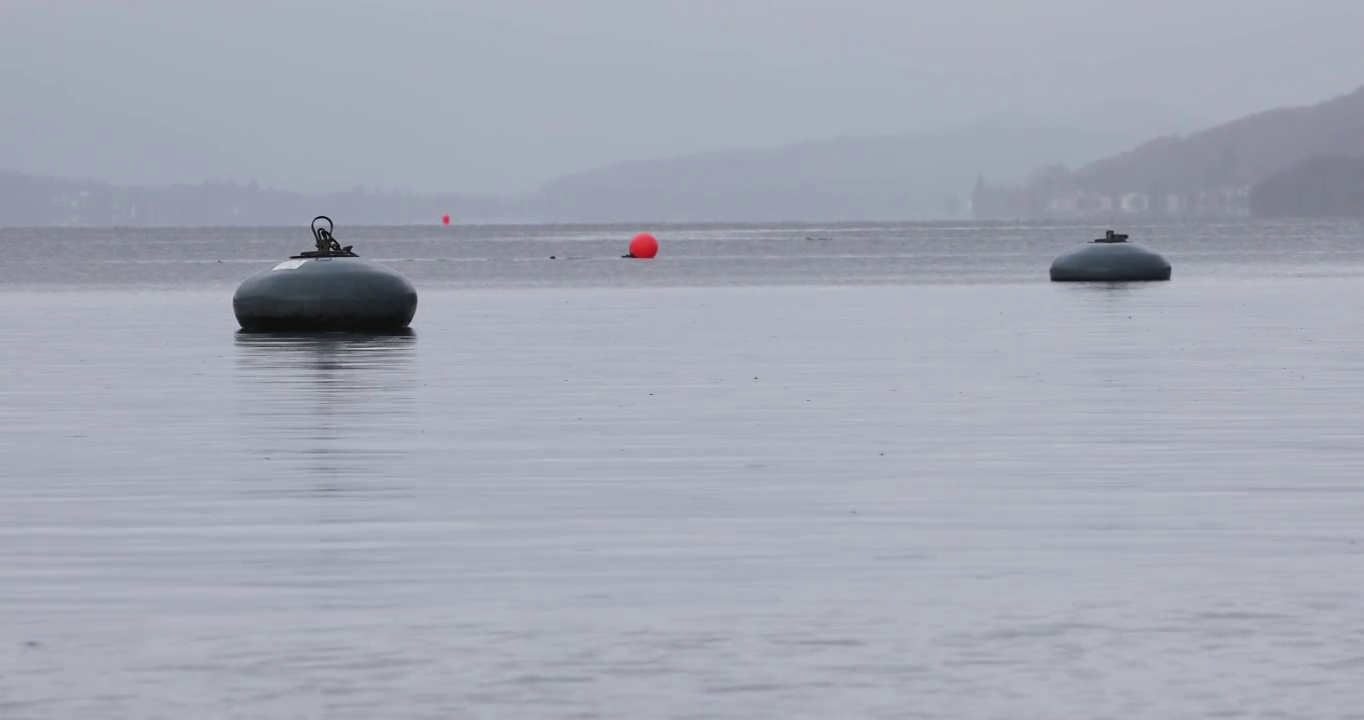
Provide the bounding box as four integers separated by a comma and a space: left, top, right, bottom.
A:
271, 259, 308, 271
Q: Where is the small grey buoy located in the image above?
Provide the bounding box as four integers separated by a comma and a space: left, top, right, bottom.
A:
1049, 230, 1171, 282
233, 216, 417, 332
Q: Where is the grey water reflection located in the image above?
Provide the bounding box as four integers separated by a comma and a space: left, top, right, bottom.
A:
233, 330, 419, 494
1051, 277, 1174, 323
1052, 277, 1168, 295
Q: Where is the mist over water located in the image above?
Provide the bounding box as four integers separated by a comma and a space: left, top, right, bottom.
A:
1, 221, 1363, 717
3, 219, 1363, 289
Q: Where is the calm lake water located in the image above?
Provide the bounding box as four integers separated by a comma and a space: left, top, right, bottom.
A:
2, 220, 1363, 719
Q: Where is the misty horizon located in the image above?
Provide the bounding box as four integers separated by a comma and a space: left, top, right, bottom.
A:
5, 0, 1364, 196
3, 109, 1192, 197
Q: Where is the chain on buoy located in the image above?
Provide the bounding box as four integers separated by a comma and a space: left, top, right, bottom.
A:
293, 216, 358, 258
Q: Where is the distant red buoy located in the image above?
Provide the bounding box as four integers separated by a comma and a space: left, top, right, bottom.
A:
628, 232, 658, 259
441, 214, 450, 225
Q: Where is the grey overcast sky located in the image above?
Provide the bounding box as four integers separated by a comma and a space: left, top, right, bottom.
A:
2, 0, 1362, 194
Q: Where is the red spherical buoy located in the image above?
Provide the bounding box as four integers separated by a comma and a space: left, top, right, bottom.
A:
441, 214, 450, 225
628, 232, 658, 259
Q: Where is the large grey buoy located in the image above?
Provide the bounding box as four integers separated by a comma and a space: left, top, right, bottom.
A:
233, 216, 417, 332
1049, 230, 1171, 282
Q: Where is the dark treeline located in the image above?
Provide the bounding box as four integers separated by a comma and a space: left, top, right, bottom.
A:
1249, 155, 1364, 218
0, 172, 529, 226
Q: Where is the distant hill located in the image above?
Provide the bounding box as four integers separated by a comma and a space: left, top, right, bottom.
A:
0, 172, 526, 227
2, 116, 1147, 226
984, 84, 1364, 220
1074, 85, 1364, 194
1249, 155, 1364, 218
527, 117, 1146, 223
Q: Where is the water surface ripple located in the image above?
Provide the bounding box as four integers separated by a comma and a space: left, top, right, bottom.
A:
1, 221, 1363, 718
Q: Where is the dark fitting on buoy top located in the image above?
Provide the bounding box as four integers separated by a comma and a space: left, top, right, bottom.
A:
1049, 229, 1172, 282
233, 216, 419, 332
